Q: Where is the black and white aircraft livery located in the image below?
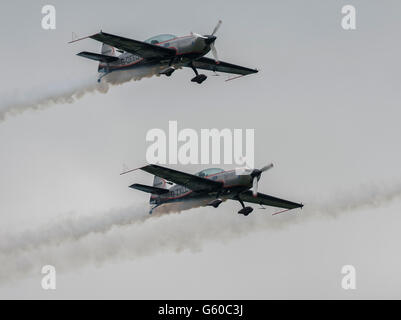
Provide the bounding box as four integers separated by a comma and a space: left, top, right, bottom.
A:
69, 21, 258, 84
121, 164, 303, 215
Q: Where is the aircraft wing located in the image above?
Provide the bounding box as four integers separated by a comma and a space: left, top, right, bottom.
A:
89, 32, 176, 59
190, 57, 258, 76
139, 164, 223, 192
239, 191, 303, 210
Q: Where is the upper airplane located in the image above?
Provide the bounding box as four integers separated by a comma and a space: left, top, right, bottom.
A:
121, 163, 303, 216
69, 21, 258, 84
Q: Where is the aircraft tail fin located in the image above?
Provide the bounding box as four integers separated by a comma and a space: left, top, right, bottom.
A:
97, 43, 118, 72
150, 176, 169, 204
152, 176, 167, 189
101, 43, 117, 57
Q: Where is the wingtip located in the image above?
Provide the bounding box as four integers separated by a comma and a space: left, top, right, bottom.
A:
120, 163, 151, 175
120, 167, 140, 175
68, 34, 96, 44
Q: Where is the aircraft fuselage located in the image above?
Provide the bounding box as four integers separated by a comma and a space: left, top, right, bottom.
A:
150, 169, 256, 207
98, 34, 212, 73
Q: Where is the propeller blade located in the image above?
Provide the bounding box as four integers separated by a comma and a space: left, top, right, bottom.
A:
260, 163, 274, 172
252, 176, 258, 197
211, 20, 222, 36
211, 43, 219, 63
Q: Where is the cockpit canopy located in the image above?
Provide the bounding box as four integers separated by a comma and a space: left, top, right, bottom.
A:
144, 34, 177, 45
196, 168, 224, 178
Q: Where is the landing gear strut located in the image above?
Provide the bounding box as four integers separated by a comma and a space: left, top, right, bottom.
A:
190, 65, 207, 84
97, 72, 109, 83
98, 64, 110, 83
149, 204, 160, 215
236, 196, 253, 216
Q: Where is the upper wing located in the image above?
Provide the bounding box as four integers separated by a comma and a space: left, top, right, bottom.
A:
139, 164, 223, 192
190, 57, 258, 76
89, 32, 176, 59
239, 191, 303, 210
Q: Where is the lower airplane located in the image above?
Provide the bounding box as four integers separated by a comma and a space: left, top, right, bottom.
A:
121, 164, 303, 216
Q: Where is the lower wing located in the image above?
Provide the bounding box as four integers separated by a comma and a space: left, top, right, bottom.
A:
238, 191, 303, 210
190, 57, 258, 76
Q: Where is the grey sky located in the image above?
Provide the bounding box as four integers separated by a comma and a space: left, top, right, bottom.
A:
0, 0, 400, 299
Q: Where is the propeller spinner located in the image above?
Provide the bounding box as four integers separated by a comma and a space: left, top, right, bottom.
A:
251, 163, 274, 197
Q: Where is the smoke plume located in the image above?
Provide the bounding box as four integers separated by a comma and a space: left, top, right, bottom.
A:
0, 182, 400, 284
0, 66, 164, 123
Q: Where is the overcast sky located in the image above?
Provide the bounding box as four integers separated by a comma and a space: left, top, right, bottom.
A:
0, 0, 400, 299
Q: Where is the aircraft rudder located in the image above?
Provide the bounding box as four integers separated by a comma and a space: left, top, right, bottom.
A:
150, 176, 168, 204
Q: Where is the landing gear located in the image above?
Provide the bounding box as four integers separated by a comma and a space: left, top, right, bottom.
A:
97, 73, 108, 83
236, 196, 253, 216
207, 198, 223, 208
160, 67, 175, 77
97, 70, 109, 83
149, 204, 160, 214
190, 65, 207, 84
238, 207, 253, 216
191, 74, 207, 84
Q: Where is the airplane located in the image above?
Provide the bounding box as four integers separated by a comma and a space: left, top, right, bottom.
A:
69, 21, 258, 84
121, 163, 303, 216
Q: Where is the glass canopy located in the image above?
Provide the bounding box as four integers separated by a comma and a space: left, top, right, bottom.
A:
196, 168, 224, 177
144, 34, 177, 45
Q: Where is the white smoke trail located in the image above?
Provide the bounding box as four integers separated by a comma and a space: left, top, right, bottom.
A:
0, 79, 109, 123
0, 182, 400, 284
0, 205, 149, 256
0, 66, 164, 123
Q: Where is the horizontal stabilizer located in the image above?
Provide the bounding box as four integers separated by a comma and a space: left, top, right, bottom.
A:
77, 51, 119, 63
129, 183, 169, 195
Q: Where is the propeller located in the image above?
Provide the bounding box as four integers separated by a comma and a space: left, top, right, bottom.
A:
251, 163, 274, 197
211, 20, 222, 36
210, 20, 221, 63
252, 175, 259, 196
199, 20, 222, 64
211, 43, 219, 63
